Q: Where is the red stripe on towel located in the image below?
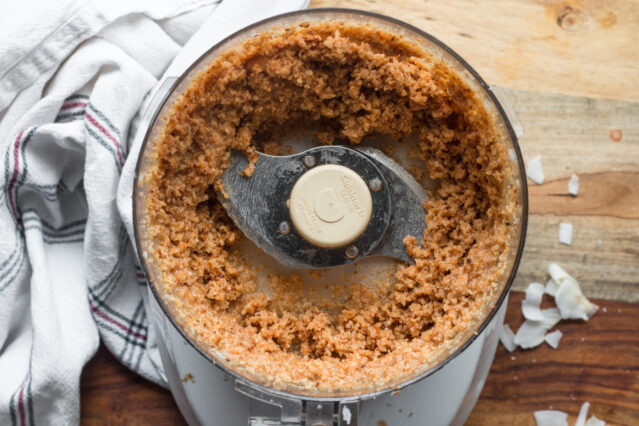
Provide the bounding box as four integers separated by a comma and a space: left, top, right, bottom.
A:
85, 113, 124, 165
60, 102, 87, 111
18, 384, 26, 426
7, 130, 24, 223
89, 300, 147, 340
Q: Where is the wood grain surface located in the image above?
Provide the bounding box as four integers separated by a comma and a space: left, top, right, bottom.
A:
311, 0, 639, 102
505, 89, 639, 301
81, 350, 186, 426
466, 292, 639, 426
80, 293, 639, 425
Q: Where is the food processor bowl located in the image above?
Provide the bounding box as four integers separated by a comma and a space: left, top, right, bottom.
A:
133, 8, 527, 426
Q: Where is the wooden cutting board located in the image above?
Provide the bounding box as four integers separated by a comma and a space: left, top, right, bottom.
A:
81, 0, 639, 424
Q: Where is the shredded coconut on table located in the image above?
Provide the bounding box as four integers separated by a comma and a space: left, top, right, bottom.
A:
504, 263, 598, 352
522, 282, 546, 321
585, 415, 606, 426
555, 278, 598, 321
534, 410, 568, 426
576, 402, 590, 426
544, 329, 563, 349
527, 156, 545, 184
548, 263, 574, 286
568, 174, 580, 196
545, 278, 559, 297
534, 403, 607, 426
499, 324, 517, 352
514, 308, 561, 349
559, 223, 573, 245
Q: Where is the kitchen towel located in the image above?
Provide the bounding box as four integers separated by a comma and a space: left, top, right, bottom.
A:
0, 0, 307, 424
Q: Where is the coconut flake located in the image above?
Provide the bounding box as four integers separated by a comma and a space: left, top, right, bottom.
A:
500, 324, 517, 352
555, 279, 599, 321
559, 223, 573, 245
547, 263, 580, 294
541, 307, 562, 328
569, 174, 580, 196
522, 282, 546, 321
534, 410, 568, 426
544, 330, 563, 349
585, 415, 606, 426
548, 263, 570, 284
527, 156, 545, 184
545, 279, 559, 297
514, 320, 546, 349
514, 309, 561, 349
576, 402, 590, 426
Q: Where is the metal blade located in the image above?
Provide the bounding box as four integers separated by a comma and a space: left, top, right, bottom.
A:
218, 146, 391, 268
356, 146, 428, 264
218, 145, 427, 268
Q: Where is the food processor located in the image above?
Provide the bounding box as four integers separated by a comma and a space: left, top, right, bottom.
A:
133, 9, 527, 426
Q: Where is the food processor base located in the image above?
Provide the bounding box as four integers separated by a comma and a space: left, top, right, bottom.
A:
150, 289, 507, 426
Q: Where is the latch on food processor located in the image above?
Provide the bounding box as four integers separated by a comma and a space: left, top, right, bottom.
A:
237, 379, 359, 426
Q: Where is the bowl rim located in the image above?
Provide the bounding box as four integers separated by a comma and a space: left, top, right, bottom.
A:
132, 7, 529, 402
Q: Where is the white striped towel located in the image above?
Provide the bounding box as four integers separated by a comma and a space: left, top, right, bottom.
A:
0, 0, 307, 424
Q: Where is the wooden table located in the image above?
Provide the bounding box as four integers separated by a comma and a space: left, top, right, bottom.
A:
81, 0, 639, 424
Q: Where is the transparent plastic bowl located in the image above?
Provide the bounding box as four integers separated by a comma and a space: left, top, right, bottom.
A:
133, 7, 527, 407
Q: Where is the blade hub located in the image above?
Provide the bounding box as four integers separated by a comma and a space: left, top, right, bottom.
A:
289, 164, 372, 248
